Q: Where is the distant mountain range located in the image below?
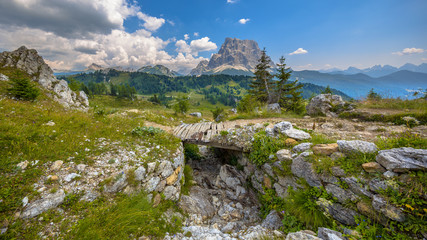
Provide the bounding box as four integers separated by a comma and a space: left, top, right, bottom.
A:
321, 63, 427, 78
292, 70, 427, 99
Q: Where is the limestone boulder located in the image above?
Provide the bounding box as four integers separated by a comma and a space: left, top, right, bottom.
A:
306, 94, 347, 117
376, 147, 427, 172
337, 140, 378, 154
21, 190, 66, 218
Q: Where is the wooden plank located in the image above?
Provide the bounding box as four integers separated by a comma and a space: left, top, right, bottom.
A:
176, 124, 188, 138
184, 124, 199, 140
179, 125, 192, 140
173, 124, 185, 136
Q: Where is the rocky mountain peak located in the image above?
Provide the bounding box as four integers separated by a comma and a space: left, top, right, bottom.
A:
86, 63, 104, 71
190, 38, 265, 76
137, 64, 178, 77
0, 46, 89, 110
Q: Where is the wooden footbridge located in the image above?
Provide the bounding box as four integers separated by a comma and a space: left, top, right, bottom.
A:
173, 122, 242, 150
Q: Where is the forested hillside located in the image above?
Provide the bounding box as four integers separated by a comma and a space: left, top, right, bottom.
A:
60, 70, 350, 107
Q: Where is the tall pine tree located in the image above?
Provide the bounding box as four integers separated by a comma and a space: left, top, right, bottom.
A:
275, 56, 304, 112
249, 49, 274, 103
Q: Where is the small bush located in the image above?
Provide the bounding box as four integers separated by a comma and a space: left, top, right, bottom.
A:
184, 143, 201, 161
131, 126, 164, 136
284, 186, 332, 230
172, 95, 189, 114
181, 165, 194, 195
236, 94, 262, 113
249, 131, 286, 166
211, 107, 225, 122
7, 71, 39, 100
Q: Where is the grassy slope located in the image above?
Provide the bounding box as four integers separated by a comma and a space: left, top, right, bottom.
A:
0, 78, 186, 238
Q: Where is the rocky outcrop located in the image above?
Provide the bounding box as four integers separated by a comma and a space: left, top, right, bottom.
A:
0, 46, 89, 110
306, 94, 348, 117
21, 190, 66, 219
190, 38, 270, 76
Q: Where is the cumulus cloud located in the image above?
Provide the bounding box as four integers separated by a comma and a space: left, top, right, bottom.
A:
0, 0, 213, 74
175, 37, 217, 56
238, 18, 250, 24
137, 12, 165, 32
0, 0, 138, 38
422, 58, 427, 61
289, 48, 308, 55
393, 48, 425, 56
184, 34, 190, 40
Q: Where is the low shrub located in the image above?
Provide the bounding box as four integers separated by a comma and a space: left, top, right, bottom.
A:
249, 131, 286, 166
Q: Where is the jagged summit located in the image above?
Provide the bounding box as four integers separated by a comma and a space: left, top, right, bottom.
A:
137, 64, 178, 77
0, 46, 89, 110
190, 38, 267, 76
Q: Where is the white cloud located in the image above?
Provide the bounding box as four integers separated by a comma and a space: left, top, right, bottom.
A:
289, 48, 308, 55
292, 64, 313, 71
0, 1, 214, 74
238, 18, 250, 24
393, 48, 425, 56
422, 58, 427, 61
137, 12, 165, 32
175, 37, 217, 56
184, 34, 190, 40
194, 32, 199, 37
0, 0, 138, 38
227, 0, 238, 3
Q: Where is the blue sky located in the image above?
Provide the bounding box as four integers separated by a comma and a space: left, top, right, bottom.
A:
0, 0, 426, 73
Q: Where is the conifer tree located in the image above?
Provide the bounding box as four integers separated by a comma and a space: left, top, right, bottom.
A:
275, 57, 304, 113
7, 71, 39, 101
249, 49, 274, 103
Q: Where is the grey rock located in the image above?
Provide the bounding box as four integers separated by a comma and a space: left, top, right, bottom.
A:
318, 200, 358, 226
343, 177, 373, 198
64, 173, 81, 182
22, 196, 29, 207
147, 162, 156, 173
219, 165, 242, 189
134, 166, 146, 181
325, 184, 359, 203
179, 186, 215, 219
277, 149, 292, 161
331, 166, 346, 177
159, 161, 173, 178
76, 164, 86, 172
372, 194, 405, 222
265, 127, 275, 137
261, 210, 282, 230
376, 147, 427, 172
105, 173, 127, 193
383, 171, 398, 179
291, 154, 322, 187
337, 140, 378, 154
190, 60, 209, 76
262, 163, 275, 178
293, 143, 313, 153
284, 128, 311, 140
0, 73, 9, 81
50, 160, 63, 171
221, 222, 237, 233
163, 185, 178, 200
330, 152, 345, 160
318, 228, 345, 240
369, 178, 397, 193
189, 112, 202, 118
274, 183, 286, 198
274, 121, 293, 133
319, 173, 339, 184
17, 160, 29, 170
143, 176, 160, 193
81, 190, 99, 202
306, 94, 346, 117
286, 231, 322, 240
21, 189, 65, 218
267, 103, 281, 113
